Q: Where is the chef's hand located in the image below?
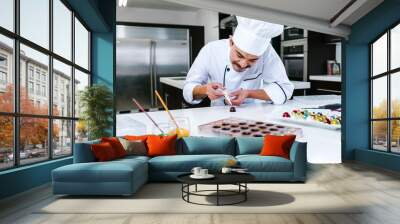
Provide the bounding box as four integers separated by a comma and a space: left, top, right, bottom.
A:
229, 89, 249, 106
205, 82, 225, 100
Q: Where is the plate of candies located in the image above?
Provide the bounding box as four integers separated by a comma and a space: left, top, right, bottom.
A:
280, 109, 341, 130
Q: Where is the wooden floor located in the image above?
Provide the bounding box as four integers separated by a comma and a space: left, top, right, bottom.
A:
1, 162, 400, 224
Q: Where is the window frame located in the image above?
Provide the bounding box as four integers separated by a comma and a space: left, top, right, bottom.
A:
0, 0, 92, 171
370, 20, 400, 154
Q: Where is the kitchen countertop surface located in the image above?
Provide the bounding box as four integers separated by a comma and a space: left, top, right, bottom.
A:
309, 75, 341, 82
160, 77, 311, 90
117, 95, 341, 164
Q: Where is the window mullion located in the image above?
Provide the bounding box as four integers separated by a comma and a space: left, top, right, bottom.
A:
370, 45, 373, 149
48, 0, 54, 160
71, 10, 76, 155
387, 29, 391, 153
13, 0, 21, 167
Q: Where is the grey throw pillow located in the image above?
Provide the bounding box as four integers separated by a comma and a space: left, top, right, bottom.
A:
118, 137, 147, 156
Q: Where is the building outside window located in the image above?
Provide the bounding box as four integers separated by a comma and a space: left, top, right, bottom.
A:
0, 71, 6, 85
35, 83, 40, 95
54, 88, 58, 103
41, 73, 46, 83
28, 81, 34, 94
28, 67, 34, 80
35, 70, 40, 81
0, 54, 7, 67
0, 54, 7, 87
41, 85, 46, 97
370, 23, 400, 154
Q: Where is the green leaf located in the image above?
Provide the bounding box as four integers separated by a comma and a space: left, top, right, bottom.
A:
79, 84, 113, 140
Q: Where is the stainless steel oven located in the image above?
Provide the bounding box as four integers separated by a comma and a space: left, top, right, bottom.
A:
281, 40, 308, 81
283, 27, 307, 41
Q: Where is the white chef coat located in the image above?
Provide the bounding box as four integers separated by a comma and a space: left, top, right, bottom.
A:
183, 39, 294, 106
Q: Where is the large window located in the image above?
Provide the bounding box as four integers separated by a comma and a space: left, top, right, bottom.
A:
0, 0, 14, 32
20, 0, 49, 49
74, 18, 90, 70
370, 23, 400, 153
53, 0, 72, 60
0, 0, 91, 170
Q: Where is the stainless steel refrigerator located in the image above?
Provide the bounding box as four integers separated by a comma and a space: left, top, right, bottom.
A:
116, 25, 190, 112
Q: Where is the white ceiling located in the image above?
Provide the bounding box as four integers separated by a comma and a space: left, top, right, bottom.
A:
125, 0, 198, 11
121, 0, 384, 37
222, 0, 352, 24
162, 0, 384, 37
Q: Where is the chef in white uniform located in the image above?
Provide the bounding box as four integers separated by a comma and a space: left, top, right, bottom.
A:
183, 16, 294, 106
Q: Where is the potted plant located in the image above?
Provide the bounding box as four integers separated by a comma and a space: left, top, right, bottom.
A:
79, 84, 113, 140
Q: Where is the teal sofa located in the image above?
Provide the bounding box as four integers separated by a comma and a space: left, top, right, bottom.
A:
52, 136, 307, 196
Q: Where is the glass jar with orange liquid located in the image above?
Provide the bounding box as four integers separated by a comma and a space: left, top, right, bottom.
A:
151, 117, 190, 138
167, 117, 190, 138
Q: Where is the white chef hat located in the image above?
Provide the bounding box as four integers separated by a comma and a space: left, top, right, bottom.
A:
232, 16, 284, 56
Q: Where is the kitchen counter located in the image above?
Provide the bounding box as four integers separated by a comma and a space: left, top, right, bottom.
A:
291, 80, 310, 89
160, 77, 186, 90
160, 77, 311, 90
117, 95, 341, 164
309, 75, 341, 82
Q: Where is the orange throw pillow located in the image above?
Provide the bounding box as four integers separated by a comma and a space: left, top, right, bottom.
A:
91, 142, 117, 162
146, 135, 177, 157
101, 137, 126, 158
124, 135, 153, 141
260, 135, 296, 159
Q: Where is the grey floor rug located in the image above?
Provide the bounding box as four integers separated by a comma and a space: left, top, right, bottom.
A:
38, 183, 362, 214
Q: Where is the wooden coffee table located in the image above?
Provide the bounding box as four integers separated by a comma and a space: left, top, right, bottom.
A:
177, 173, 255, 206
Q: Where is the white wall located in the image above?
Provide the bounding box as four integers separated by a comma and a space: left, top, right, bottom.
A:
117, 7, 199, 26
196, 9, 219, 43
117, 7, 220, 43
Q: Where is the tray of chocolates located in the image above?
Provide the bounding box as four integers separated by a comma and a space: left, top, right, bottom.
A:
198, 117, 303, 137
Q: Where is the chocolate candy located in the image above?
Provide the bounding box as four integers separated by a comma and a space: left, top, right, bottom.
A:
230, 106, 236, 112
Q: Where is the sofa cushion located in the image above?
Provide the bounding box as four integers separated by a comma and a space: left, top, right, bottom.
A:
260, 135, 296, 159
149, 154, 235, 172
53, 158, 147, 183
73, 139, 100, 163
101, 137, 127, 158
124, 135, 153, 141
235, 137, 263, 155
147, 135, 177, 157
115, 155, 150, 164
236, 155, 293, 172
91, 142, 118, 162
118, 138, 147, 156
180, 136, 235, 155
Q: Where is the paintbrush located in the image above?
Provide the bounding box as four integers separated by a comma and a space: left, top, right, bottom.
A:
131, 98, 165, 135
154, 90, 180, 130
